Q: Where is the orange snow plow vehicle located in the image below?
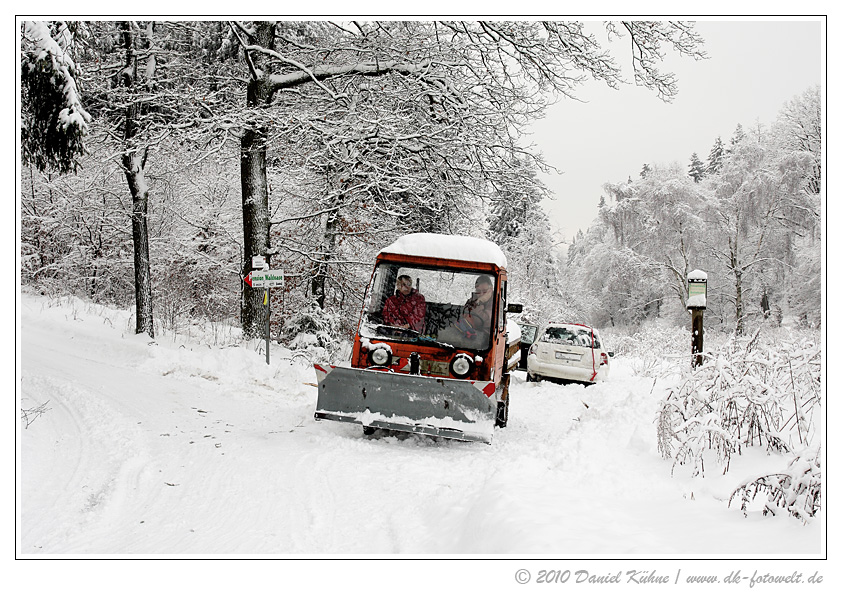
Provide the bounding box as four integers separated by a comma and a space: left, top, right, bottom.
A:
314, 233, 522, 443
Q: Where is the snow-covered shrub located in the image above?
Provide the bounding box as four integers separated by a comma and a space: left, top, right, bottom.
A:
602, 323, 727, 378
657, 329, 821, 479
281, 303, 345, 363
729, 447, 822, 521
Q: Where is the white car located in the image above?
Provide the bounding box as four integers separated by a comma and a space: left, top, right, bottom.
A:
526, 323, 612, 384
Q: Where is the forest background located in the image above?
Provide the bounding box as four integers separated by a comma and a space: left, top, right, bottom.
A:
18, 20, 822, 353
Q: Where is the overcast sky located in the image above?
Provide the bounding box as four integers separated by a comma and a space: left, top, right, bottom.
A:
529, 18, 824, 243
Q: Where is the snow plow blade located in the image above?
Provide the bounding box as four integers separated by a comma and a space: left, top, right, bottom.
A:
314, 365, 496, 443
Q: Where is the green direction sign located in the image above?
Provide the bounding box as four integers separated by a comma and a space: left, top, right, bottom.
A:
688, 282, 706, 297
250, 269, 284, 289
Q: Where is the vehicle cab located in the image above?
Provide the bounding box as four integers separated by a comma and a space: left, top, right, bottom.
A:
354, 234, 513, 383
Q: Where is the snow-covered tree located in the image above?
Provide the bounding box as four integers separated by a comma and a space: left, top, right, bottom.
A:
768, 86, 822, 327
598, 178, 638, 248
774, 86, 821, 195
706, 136, 724, 175
688, 152, 705, 182
728, 123, 745, 152
704, 128, 813, 335
20, 21, 91, 174
486, 160, 570, 323
582, 164, 708, 324
20, 151, 133, 302
630, 163, 708, 310
488, 158, 549, 246
151, 152, 242, 336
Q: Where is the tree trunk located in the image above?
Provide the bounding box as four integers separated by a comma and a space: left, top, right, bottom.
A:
123, 149, 154, 337
239, 71, 273, 339
240, 120, 271, 338
734, 268, 744, 336
120, 21, 154, 338
311, 205, 340, 310
238, 22, 278, 340
729, 227, 745, 337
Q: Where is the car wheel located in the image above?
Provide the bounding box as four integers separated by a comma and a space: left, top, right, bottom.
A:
362, 426, 376, 436
526, 373, 540, 382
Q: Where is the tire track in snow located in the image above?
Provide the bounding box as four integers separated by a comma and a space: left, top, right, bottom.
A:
20, 374, 156, 553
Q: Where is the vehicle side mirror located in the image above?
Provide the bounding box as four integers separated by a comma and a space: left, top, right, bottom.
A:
608, 351, 615, 358
507, 303, 523, 313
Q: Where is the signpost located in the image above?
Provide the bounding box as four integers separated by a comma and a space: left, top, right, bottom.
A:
245, 258, 284, 365
687, 270, 707, 369
245, 270, 285, 289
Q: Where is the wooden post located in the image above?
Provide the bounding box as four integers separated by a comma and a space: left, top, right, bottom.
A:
690, 307, 704, 368
687, 269, 707, 369
265, 288, 270, 365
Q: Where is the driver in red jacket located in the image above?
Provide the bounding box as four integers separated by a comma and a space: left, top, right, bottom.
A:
382, 275, 427, 332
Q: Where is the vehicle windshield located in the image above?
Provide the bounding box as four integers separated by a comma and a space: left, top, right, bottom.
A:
541, 326, 597, 348
520, 324, 538, 344
360, 263, 497, 351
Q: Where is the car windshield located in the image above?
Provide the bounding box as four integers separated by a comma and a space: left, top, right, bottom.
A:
541, 326, 596, 348
360, 263, 497, 351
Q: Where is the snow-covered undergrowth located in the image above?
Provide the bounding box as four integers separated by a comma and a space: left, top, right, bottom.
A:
655, 328, 822, 522
281, 302, 350, 364
602, 323, 728, 378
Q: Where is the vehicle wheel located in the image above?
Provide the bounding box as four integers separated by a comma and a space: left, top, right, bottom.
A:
495, 373, 511, 428
362, 426, 376, 436
495, 400, 508, 428
526, 373, 540, 382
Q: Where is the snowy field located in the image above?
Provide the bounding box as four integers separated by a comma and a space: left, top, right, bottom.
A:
17, 292, 827, 589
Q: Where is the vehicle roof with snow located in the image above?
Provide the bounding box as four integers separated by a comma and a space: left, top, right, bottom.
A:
544, 322, 598, 332
378, 233, 507, 268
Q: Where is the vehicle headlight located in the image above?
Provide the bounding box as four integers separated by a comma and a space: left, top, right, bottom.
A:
370, 347, 391, 366
450, 353, 473, 378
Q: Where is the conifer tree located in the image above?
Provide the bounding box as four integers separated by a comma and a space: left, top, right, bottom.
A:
728, 124, 745, 152
20, 21, 90, 174
688, 152, 705, 182
707, 136, 724, 174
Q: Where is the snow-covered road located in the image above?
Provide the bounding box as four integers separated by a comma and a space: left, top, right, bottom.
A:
18, 293, 822, 558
